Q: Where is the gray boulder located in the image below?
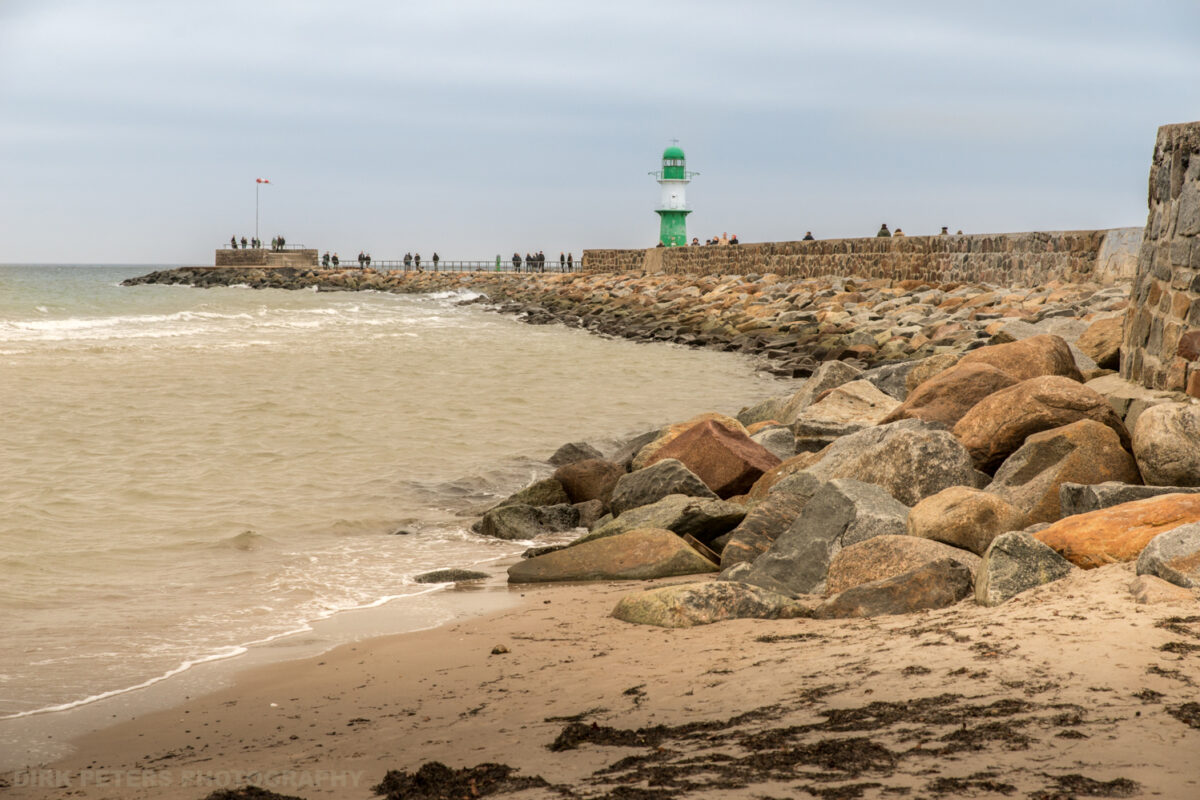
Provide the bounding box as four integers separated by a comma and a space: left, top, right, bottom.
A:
736, 479, 909, 597
413, 568, 489, 584
750, 426, 797, 462
814, 559, 973, 618
581, 494, 747, 545
1132, 402, 1200, 486
609, 458, 716, 516
804, 419, 977, 506
974, 531, 1074, 607
792, 418, 870, 453
548, 441, 604, 467
1137, 522, 1200, 589
776, 360, 863, 424
611, 580, 812, 628
609, 429, 663, 472
507, 528, 719, 584
719, 472, 824, 569
860, 359, 920, 401
477, 502, 580, 540
1059, 482, 1200, 517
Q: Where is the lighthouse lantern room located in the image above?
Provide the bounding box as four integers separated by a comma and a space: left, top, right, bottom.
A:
650, 141, 697, 247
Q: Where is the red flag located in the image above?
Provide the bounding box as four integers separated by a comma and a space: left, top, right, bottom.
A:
256, 178, 270, 184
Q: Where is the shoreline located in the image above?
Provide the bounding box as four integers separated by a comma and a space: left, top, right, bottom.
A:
4, 566, 1198, 799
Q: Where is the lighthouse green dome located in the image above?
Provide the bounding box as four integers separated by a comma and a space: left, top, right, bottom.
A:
662, 145, 686, 161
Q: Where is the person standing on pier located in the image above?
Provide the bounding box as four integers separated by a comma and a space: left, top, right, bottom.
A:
432, 252, 440, 271
566, 252, 573, 271
559, 252, 565, 271
414, 253, 422, 270
512, 252, 521, 272
404, 252, 412, 271
231, 236, 238, 249
332, 253, 340, 266
241, 236, 248, 248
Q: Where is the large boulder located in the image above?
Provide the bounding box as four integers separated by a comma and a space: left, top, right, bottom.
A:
1136, 522, 1200, 589
860, 359, 920, 401
825, 534, 981, 595
719, 472, 823, 569
986, 420, 1142, 526
644, 419, 781, 498
478, 503, 580, 540
610, 429, 662, 472
793, 380, 900, 428
1034, 493, 1200, 568
553, 458, 624, 507
496, 477, 570, 509
814, 560, 973, 618
583, 494, 746, 545
952, 376, 1131, 473
974, 531, 1074, 606
880, 362, 1018, 428
632, 413, 747, 470
1060, 481, 1200, 517
1076, 316, 1123, 370
907, 485, 1026, 556
736, 479, 909, 596
773, 360, 863, 424
955, 333, 1084, 382
611, 580, 810, 628
609, 458, 715, 516
548, 441, 604, 467
1131, 402, 1200, 487
507, 528, 719, 583
804, 419, 978, 506
750, 426, 796, 462
904, 353, 962, 395
749, 451, 824, 498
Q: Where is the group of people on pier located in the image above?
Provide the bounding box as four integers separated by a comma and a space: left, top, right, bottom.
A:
876, 224, 963, 237
229, 235, 288, 250
510, 251, 574, 272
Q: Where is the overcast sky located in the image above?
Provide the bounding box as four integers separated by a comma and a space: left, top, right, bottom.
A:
1, 0, 1198, 264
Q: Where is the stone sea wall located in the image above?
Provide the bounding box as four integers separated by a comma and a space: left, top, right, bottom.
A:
583, 228, 1141, 287
1121, 120, 1200, 396
214, 248, 318, 268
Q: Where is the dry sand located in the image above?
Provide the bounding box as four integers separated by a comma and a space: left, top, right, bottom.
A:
3, 564, 1199, 800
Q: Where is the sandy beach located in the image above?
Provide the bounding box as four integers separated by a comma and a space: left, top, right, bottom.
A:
3, 563, 1197, 799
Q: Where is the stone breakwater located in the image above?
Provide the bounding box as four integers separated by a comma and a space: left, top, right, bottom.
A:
125, 267, 1129, 378
583, 227, 1141, 286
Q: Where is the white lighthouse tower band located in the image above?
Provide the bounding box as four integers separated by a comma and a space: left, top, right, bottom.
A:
650, 141, 697, 247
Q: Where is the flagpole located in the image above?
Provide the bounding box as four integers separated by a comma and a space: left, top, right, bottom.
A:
255, 181, 260, 245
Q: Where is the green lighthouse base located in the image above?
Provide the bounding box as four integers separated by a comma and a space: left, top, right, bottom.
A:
656, 209, 692, 247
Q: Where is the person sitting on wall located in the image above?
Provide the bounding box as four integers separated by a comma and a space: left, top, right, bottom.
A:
876, 224, 891, 237
956, 229, 963, 235
231, 236, 238, 249
894, 228, 906, 236
719, 232, 729, 245
730, 234, 740, 245
656, 241, 665, 247
803, 231, 815, 241
940, 226, 949, 235
691, 237, 699, 245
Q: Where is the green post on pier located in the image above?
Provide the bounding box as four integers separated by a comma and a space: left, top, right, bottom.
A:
651, 142, 697, 247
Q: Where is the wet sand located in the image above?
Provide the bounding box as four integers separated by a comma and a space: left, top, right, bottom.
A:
3, 563, 1198, 799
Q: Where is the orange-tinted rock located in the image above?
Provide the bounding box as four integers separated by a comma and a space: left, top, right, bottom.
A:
632, 413, 747, 470
825, 534, 981, 595
987, 420, 1142, 525
952, 375, 1130, 472
1077, 316, 1124, 370
552, 458, 625, 506
507, 528, 719, 583
907, 486, 1026, 556
1033, 493, 1200, 568
882, 362, 1017, 428
647, 419, 781, 498
957, 333, 1083, 382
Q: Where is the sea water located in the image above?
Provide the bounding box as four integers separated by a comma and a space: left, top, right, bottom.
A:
0, 265, 783, 725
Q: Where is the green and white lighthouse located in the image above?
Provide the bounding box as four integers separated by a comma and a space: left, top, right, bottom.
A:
650, 141, 697, 247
